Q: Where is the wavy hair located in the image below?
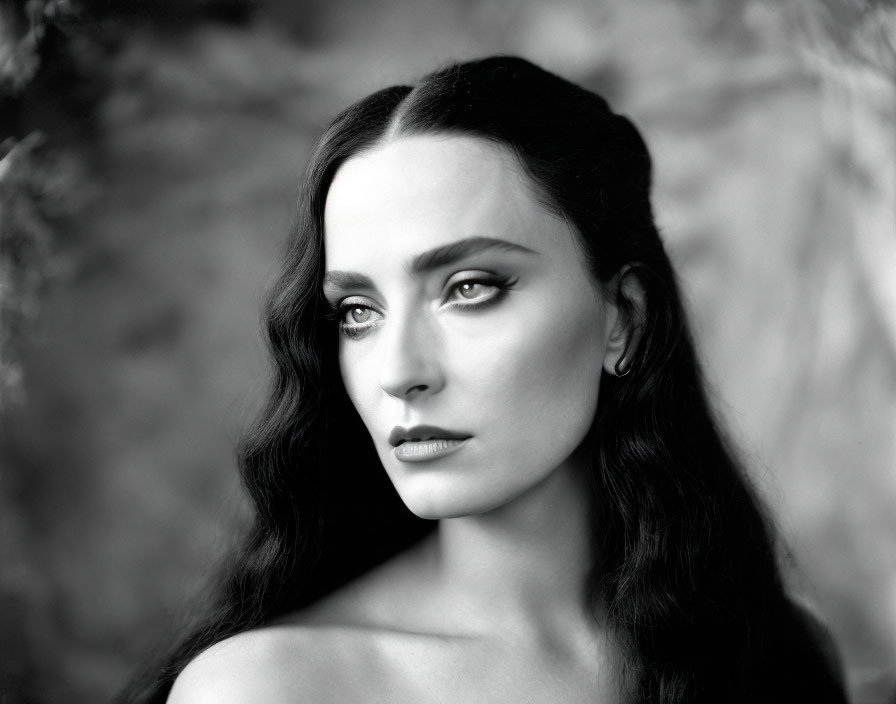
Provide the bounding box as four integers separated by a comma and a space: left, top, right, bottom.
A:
122, 56, 847, 704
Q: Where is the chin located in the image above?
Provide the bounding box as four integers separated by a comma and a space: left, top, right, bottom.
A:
390, 474, 516, 520
401, 497, 501, 521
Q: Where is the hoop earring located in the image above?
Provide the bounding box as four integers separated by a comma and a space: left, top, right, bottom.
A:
614, 357, 631, 377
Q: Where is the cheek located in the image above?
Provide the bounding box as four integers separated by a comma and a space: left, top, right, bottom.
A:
461, 303, 604, 453
339, 345, 376, 422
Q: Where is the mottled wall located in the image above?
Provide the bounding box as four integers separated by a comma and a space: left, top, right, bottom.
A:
1, 1, 894, 702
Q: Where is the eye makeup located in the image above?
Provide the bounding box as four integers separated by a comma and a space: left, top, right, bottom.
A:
324, 273, 518, 340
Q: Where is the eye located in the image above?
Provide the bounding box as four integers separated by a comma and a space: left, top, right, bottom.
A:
444, 274, 516, 309
344, 305, 373, 323
338, 303, 382, 327
452, 281, 492, 300
325, 298, 383, 339
326, 274, 517, 340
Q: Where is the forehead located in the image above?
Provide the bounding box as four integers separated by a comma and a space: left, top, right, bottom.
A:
323, 134, 578, 269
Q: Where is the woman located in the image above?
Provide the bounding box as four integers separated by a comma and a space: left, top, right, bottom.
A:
124, 56, 848, 703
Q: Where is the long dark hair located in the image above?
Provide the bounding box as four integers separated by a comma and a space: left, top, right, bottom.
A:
122, 56, 847, 704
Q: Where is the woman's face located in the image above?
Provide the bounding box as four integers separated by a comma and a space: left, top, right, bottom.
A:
323, 134, 623, 519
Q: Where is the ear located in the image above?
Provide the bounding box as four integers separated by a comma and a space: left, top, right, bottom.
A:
602, 267, 647, 377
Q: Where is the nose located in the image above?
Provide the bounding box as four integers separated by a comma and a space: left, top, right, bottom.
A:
378, 306, 445, 400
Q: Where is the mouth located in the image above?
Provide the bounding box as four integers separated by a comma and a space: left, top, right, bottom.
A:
388, 424, 472, 448
393, 437, 470, 462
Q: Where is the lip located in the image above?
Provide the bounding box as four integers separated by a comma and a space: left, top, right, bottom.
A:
388, 424, 472, 448
394, 437, 470, 463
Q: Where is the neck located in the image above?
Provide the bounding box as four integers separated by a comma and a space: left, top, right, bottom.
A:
426, 451, 602, 647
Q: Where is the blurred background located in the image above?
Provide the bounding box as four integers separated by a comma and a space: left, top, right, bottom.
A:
1, 0, 894, 702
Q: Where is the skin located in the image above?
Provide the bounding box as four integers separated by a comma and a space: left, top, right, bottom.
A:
323, 134, 622, 520
169, 134, 641, 703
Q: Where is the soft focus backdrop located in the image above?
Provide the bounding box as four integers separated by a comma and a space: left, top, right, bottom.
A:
1, 1, 894, 702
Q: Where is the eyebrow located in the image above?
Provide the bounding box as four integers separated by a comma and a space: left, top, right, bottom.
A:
322, 236, 539, 293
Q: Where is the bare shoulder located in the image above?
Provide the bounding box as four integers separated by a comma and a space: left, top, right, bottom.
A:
167, 539, 441, 703
166, 625, 371, 704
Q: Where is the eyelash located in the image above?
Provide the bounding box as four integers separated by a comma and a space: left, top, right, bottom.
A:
324, 274, 517, 340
